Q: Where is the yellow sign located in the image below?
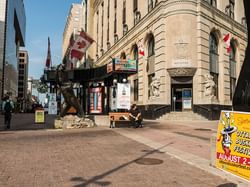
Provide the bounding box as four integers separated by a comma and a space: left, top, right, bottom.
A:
35, 109, 45, 123
216, 111, 250, 181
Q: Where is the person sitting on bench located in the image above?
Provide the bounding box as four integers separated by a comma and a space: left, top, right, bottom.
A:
129, 104, 142, 128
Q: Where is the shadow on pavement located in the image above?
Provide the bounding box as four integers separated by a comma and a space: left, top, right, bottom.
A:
217, 183, 237, 187
70, 143, 173, 187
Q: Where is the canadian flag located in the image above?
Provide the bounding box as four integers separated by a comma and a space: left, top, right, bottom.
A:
70, 30, 94, 60
138, 40, 145, 56
223, 33, 231, 54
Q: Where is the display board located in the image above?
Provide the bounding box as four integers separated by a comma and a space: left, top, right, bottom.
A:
216, 110, 250, 181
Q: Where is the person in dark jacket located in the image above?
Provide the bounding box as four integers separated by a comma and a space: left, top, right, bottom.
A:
129, 104, 142, 128
2, 96, 14, 129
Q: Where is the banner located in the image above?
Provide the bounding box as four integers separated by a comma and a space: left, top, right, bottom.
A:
216, 110, 250, 181
48, 93, 57, 115
116, 83, 130, 110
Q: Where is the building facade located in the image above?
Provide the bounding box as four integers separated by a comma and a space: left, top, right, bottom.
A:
69, 0, 247, 119
0, 0, 26, 101
62, 3, 85, 69
18, 50, 28, 111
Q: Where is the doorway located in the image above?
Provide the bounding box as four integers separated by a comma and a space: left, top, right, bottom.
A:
171, 84, 192, 111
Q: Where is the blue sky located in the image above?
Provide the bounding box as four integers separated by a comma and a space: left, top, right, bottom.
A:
24, 0, 81, 79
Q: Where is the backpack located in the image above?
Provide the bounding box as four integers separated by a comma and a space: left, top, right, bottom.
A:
4, 101, 12, 112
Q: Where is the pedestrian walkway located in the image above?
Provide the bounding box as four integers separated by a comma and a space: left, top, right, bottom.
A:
114, 119, 250, 186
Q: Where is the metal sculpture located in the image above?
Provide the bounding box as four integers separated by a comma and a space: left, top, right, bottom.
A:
56, 64, 84, 118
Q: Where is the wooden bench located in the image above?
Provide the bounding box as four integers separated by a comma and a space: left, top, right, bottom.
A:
109, 112, 131, 128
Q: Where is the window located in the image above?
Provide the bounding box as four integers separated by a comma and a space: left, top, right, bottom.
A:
120, 52, 126, 59
101, 2, 104, 48
133, 0, 138, 11
209, 33, 219, 99
134, 79, 138, 101
123, 0, 126, 24
225, 0, 234, 19
107, 0, 110, 18
229, 0, 234, 19
204, 0, 217, 7
148, 34, 155, 57
134, 11, 141, 25
229, 41, 236, 100
114, 12, 117, 34
148, 0, 154, 12
96, 11, 99, 53
133, 45, 139, 101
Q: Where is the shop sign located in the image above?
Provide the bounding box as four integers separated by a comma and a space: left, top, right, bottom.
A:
216, 111, 250, 181
114, 59, 137, 72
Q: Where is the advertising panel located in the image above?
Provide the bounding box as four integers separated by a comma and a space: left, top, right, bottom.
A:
216, 111, 250, 181
35, 109, 45, 123
116, 83, 130, 110
48, 93, 57, 115
89, 87, 103, 113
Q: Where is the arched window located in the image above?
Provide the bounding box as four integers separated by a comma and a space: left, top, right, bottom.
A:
148, 34, 155, 57
120, 52, 126, 59
133, 45, 138, 60
209, 32, 219, 99
229, 41, 236, 100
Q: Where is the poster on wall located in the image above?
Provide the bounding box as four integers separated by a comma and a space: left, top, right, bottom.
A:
216, 111, 250, 181
89, 87, 103, 113
116, 83, 130, 110
48, 93, 57, 115
110, 87, 117, 111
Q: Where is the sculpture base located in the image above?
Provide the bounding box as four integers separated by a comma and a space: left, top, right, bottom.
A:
54, 115, 95, 129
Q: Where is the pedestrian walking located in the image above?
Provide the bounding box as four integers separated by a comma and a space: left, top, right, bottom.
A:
2, 95, 14, 130
129, 104, 142, 128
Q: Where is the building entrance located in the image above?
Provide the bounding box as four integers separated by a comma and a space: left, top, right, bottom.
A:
171, 84, 192, 111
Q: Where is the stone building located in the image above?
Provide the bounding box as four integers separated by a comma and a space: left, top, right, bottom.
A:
73, 0, 247, 119
0, 0, 26, 101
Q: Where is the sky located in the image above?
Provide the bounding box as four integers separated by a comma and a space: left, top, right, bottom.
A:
23, 0, 81, 80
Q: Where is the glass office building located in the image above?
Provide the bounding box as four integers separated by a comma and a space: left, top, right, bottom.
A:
0, 0, 26, 100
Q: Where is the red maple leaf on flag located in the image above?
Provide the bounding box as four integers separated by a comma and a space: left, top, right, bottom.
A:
70, 30, 94, 60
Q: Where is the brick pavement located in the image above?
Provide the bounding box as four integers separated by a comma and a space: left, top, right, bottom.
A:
0, 114, 249, 186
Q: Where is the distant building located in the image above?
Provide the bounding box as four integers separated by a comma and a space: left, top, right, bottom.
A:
62, 3, 84, 69
18, 50, 28, 111
0, 0, 26, 101
77, 0, 247, 119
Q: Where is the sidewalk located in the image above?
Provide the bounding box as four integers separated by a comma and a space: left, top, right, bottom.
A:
114, 119, 249, 186
0, 113, 249, 186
